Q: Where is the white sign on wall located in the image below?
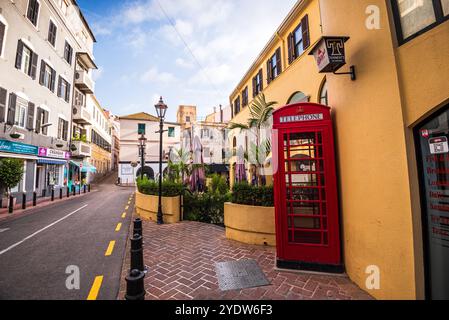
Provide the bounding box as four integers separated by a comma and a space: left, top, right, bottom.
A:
121, 166, 133, 175
429, 137, 449, 155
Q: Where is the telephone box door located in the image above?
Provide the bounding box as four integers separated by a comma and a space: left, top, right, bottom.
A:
273, 103, 342, 272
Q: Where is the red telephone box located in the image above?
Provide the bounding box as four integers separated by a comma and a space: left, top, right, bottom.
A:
272, 103, 343, 273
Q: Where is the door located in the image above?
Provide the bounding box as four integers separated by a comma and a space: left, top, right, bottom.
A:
278, 126, 340, 265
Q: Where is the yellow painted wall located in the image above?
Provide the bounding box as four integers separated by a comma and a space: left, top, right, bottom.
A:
91, 144, 111, 174
135, 191, 181, 224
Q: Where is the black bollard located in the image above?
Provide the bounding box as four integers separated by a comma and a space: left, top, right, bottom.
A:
130, 234, 144, 272
51, 188, 55, 202
78, 186, 81, 195
133, 218, 143, 237
88, 184, 91, 193
72, 186, 76, 196
42, 189, 46, 198
33, 192, 37, 206
67, 187, 70, 198
84, 185, 87, 194
125, 269, 146, 301
8, 196, 14, 214
60, 188, 63, 200
22, 193, 26, 210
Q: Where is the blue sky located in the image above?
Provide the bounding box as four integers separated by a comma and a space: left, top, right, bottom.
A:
77, 0, 297, 122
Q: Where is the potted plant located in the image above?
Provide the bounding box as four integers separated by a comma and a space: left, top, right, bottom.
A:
9, 133, 21, 139
0, 158, 25, 210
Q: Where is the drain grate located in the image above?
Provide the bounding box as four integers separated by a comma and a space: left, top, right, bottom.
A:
215, 259, 270, 291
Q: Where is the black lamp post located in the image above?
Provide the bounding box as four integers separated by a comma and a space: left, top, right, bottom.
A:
155, 97, 168, 225
138, 134, 147, 180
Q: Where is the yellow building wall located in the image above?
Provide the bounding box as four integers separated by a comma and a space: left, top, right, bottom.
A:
320, 0, 416, 300
91, 144, 111, 174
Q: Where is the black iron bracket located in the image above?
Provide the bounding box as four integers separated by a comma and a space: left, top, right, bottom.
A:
333, 65, 356, 81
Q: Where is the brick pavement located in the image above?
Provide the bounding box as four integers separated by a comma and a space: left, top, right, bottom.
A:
119, 220, 373, 300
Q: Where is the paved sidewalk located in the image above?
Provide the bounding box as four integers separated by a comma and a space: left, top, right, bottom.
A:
119, 220, 373, 300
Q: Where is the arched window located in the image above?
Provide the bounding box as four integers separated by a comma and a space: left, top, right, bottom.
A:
287, 91, 309, 104
319, 78, 328, 106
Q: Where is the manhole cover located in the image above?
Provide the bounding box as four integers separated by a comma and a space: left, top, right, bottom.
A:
215, 259, 270, 291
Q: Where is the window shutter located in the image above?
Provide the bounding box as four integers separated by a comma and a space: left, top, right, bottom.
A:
27, 102, 35, 131
259, 69, 263, 91
57, 76, 62, 97
288, 33, 294, 64
35, 107, 42, 134
276, 47, 282, 74
27, 1, 35, 22
0, 87, 7, 123
0, 22, 5, 56
50, 69, 56, 92
63, 120, 68, 141
65, 82, 71, 102
43, 110, 49, 135
30, 52, 38, 79
252, 77, 257, 98
39, 60, 45, 85
7, 93, 17, 125
15, 40, 24, 70
33, 1, 40, 25
302, 15, 310, 50
267, 59, 272, 85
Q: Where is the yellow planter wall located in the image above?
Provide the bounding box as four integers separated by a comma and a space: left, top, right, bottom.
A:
224, 202, 276, 246
135, 191, 181, 224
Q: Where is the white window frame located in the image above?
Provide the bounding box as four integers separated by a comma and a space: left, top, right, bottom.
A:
0, 15, 8, 59
15, 97, 28, 128
21, 45, 32, 75
48, 17, 58, 48
26, 0, 41, 29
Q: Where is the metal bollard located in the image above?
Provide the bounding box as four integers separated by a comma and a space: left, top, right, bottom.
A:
130, 234, 144, 272
67, 187, 70, 198
78, 186, 81, 195
84, 185, 87, 194
42, 189, 46, 198
88, 184, 91, 193
60, 188, 63, 200
72, 186, 76, 196
133, 218, 143, 237
33, 192, 37, 206
8, 196, 14, 214
22, 193, 27, 210
125, 269, 146, 301
51, 189, 55, 202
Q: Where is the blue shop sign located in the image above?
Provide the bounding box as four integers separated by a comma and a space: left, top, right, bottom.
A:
0, 139, 39, 156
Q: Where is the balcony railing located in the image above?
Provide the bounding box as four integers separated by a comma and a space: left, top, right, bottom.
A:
72, 104, 92, 125
71, 141, 92, 158
74, 70, 95, 94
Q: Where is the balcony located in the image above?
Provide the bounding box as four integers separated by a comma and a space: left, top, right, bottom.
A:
72, 104, 92, 125
71, 141, 92, 158
74, 70, 95, 94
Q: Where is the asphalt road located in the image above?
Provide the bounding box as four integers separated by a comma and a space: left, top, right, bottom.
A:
0, 174, 134, 300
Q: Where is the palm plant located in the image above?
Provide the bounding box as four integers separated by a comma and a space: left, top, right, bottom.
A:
170, 148, 192, 184
229, 93, 277, 186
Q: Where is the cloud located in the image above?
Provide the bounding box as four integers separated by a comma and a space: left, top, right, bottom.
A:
175, 58, 195, 69
140, 67, 177, 84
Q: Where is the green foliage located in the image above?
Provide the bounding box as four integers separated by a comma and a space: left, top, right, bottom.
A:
137, 176, 183, 197
0, 158, 24, 196
183, 191, 231, 225
209, 174, 229, 195
231, 182, 274, 207
72, 134, 87, 142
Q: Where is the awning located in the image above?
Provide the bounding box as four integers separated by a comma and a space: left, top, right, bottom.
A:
0, 152, 38, 161
71, 160, 97, 173
37, 158, 67, 165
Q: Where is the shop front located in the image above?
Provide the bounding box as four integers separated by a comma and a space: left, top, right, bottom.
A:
69, 161, 97, 190
36, 148, 70, 195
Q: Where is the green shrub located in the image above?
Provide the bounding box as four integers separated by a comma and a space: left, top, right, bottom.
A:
231, 182, 274, 207
0, 158, 25, 197
209, 174, 229, 195
183, 191, 231, 225
137, 177, 183, 197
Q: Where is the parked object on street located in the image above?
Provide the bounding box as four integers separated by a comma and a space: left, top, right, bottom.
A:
125, 269, 146, 301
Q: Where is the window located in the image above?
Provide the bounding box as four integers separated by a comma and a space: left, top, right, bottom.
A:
168, 127, 175, 137
242, 86, 249, 107
138, 123, 146, 135
319, 80, 328, 106
287, 91, 309, 105
234, 97, 241, 115
186, 116, 191, 123
288, 15, 310, 64
15, 41, 38, 79
267, 47, 282, 84
39, 61, 56, 92
35, 107, 49, 135
58, 118, 68, 141
252, 69, 263, 97
64, 41, 73, 65
201, 129, 210, 138
57, 76, 70, 102
27, 0, 40, 27
14, 97, 27, 128
0, 87, 6, 123
74, 89, 85, 107
392, 0, 449, 44
48, 20, 57, 47
0, 21, 5, 57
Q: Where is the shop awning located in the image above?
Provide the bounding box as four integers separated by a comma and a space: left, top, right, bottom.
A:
37, 158, 67, 165
71, 160, 97, 173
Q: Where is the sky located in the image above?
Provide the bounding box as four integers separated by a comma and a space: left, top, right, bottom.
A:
77, 0, 297, 122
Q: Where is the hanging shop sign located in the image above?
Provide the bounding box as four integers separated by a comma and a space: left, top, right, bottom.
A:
38, 147, 71, 160
0, 139, 39, 156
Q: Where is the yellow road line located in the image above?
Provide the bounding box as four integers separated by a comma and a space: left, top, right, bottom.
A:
121, 212, 126, 219
105, 241, 116, 256
87, 276, 103, 300
115, 223, 122, 232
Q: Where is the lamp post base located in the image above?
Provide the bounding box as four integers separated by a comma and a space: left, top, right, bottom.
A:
157, 207, 164, 225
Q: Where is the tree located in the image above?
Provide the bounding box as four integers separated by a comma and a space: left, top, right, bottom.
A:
170, 148, 191, 184
229, 93, 277, 186
0, 158, 25, 199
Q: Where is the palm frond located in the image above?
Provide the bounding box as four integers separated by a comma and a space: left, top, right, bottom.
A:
228, 122, 250, 131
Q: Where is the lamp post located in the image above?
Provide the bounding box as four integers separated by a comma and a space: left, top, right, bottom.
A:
155, 97, 168, 225
138, 134, 147, 180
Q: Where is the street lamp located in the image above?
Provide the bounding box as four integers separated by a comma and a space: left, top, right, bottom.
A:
155, 96, 168, 225
138, 133, 147, 180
